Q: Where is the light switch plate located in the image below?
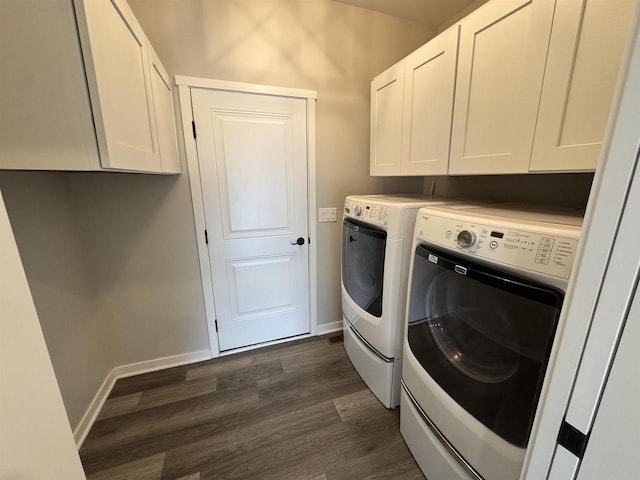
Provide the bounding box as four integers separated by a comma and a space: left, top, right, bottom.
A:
319, 207, 337, 222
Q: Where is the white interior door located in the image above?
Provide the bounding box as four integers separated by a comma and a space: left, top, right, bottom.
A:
191, 88, 310, 352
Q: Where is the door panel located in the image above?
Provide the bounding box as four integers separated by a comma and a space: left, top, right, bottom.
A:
215, 113, 293, 236
192, 88, 309, 351
228, 255, 297, 318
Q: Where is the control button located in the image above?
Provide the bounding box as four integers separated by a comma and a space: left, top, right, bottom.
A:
446, 230, 452, 238
489, 240, 498, 249
354, 205, 362, 216
457, 230, 477, 248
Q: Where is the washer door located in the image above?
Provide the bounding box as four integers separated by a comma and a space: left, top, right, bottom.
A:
341, 218, 387, 317
407, 244, 564, 447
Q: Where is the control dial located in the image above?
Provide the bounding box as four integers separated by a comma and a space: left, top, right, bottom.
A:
354, 205, 362, 216
457, 230, 477, 248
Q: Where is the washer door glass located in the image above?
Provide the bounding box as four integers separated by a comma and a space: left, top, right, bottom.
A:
407, 244, 564, 447
341, 218, 386, 317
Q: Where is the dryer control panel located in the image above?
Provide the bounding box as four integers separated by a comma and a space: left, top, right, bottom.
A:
415, 212, 580, 280
344, 198, 390, 226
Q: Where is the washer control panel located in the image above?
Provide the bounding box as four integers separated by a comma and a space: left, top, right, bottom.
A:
344, 198, 390, 226
415, 212, 580, 279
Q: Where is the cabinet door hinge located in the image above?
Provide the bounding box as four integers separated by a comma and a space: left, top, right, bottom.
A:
214, 319, 219, 332
192, 121, 197, 139
204, 229, 209, 245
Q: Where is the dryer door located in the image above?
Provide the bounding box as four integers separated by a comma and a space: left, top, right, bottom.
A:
341, 218, 387, 317
407, 244, 564, 447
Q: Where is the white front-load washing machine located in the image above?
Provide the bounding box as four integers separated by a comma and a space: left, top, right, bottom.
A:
341, 194, 466, 408
400, 204, 583, 480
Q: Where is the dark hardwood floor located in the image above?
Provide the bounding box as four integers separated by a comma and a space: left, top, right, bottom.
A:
79, 333, 425, 480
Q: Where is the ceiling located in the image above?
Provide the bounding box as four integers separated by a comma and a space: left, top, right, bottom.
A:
333, 0, 485, 29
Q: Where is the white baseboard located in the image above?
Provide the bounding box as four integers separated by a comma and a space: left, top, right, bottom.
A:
317, 320, 343, 335
73, 349, 211, 448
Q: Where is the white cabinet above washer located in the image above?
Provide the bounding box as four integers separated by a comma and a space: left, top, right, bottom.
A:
370, 61, 405, 176
369, 0, 634, 177
370, 25, 459, 177
401, 25, 459, 176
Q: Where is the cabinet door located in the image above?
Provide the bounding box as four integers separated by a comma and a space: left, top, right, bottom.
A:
370, 61, 404, 176
148, 43, 181, 174
449, 0, 555, 175
401, 25, 459, 176
530, 0, 635, 172
75, 0, 161, 172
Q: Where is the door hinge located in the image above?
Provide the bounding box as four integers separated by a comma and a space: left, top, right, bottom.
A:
214, 319, 219, 332
192, 120, 197, 139
557, 420, 589, 460
204, 229, 209, 245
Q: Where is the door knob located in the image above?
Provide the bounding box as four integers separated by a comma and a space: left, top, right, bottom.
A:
290, 237, 305, 246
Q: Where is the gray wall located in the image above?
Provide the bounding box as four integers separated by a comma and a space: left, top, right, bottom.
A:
0, 169, 208, 430
424, 173, 594, 209
0, 172, 110, 428
0, 0, 432, 429
128, 0, 433, 326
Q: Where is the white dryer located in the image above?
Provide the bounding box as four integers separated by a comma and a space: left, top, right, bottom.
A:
341, 194, 466, 408
400, 204, 583, 480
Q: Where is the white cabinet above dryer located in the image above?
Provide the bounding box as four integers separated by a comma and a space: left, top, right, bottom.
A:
0, 0, 180, 174
529, 0, 635, 173
448, 0, 556, 175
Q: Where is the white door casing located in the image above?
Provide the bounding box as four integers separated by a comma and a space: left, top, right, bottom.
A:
179, 78, 317, 354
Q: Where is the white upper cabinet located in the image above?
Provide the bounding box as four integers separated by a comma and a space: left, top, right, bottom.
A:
0, 0, 180, 174
370, 61, 405, 176
448, 0, 556, 175
401, 25, 459, 176
75, 0, 162, 172
529, 0, 635, 172
148, 43, 181, 174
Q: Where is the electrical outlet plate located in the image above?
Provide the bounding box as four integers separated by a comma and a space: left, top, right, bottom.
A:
319, 207, 337, 222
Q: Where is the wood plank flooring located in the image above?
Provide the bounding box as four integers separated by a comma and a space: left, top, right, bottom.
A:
80, 333, 425, 480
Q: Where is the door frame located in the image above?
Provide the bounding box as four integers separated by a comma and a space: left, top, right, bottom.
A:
175, 76, 318, 358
